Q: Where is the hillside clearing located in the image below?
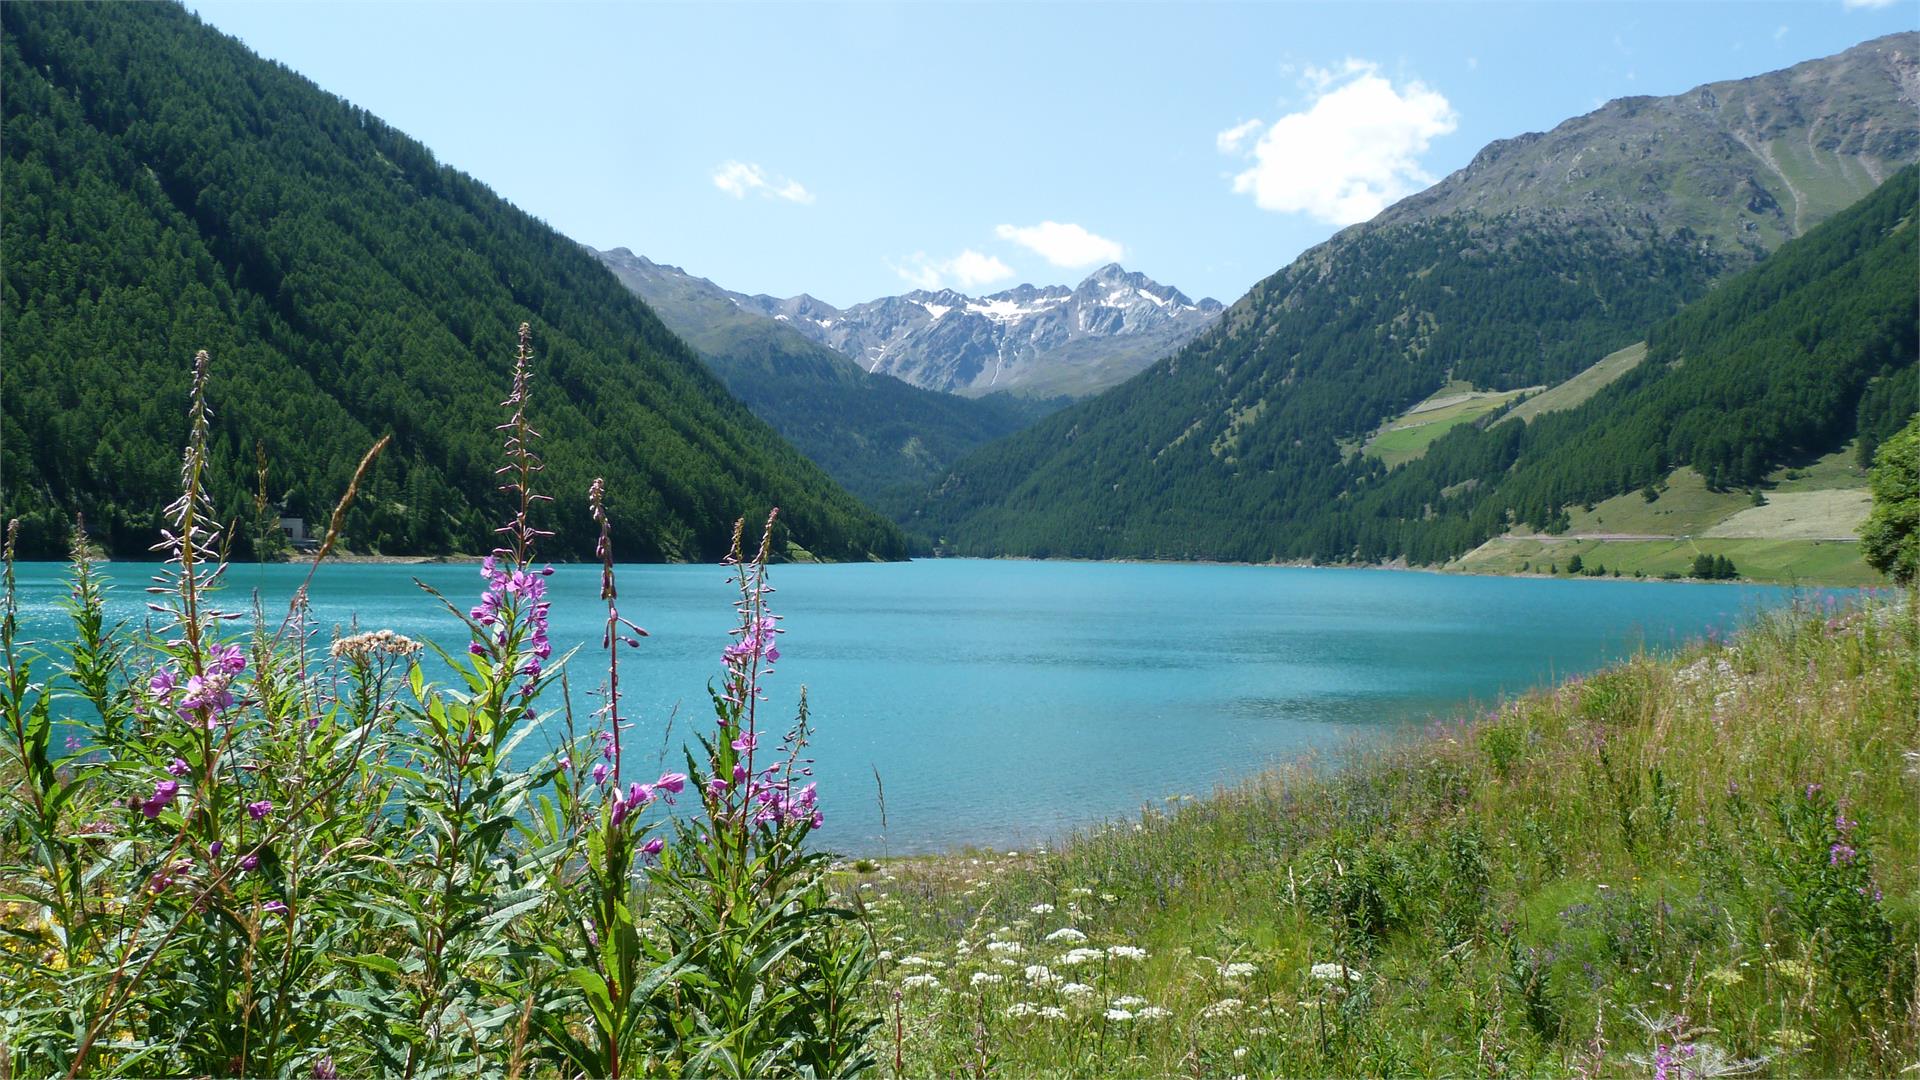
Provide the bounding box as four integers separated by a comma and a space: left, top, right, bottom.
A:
1364, 384, 1539, 468
1502, 341, 1649, 424
1706, 490, 1872, 539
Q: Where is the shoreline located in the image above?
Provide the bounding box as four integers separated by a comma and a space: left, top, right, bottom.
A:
22, 550, 1882, 588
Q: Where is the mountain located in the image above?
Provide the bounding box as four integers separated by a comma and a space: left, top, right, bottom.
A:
730, 265, 1224, 399
1366, 165, 1917, 566
1376, 33, 1918, 254
0, 1, 905, 562
591, 247, 1060, 509
909, 35, 1919, 563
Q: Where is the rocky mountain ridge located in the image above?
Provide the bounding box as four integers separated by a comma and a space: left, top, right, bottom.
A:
722, 263, 1223, 398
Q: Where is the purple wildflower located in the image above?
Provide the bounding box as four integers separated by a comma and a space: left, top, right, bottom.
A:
167, 757, 191, 777
247, 800, 272, 821
141, 779, 181, 820
240, 853, 260, 872
642, 836, 665, 856
656, 772, 686, 794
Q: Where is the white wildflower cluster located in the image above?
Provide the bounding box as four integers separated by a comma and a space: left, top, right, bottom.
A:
1024, 964, 1061, 986
969, 972, 1004, 987
986, 940, 1025, 956
1309, 962, 1353, 982
1029, 903, 1055, 914
1059, 947, 1105, 967
901, 974, 941, 991
897, 955, 937, 968
1201, 997, 1244, 1018
1045, 927, 1087, 943
329, 628, 424, 662
1137, 1005, 1173, 1021
1060, 982, 1095, 999
1107, 945, 1148, 961
1220, 961, 1258, 979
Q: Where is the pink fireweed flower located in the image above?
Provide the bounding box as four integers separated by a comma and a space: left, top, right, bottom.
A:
141, 779, 181, 819
149, 668, 176, 696
591, 761, 610, 786
641, 837, 665, 856
166, 758, 191, 777
213, 643, 247, 675
1830, 842, 1857, 865
178, 671, 235, 725
731, 732, 758, 753
656, 772, 686, 794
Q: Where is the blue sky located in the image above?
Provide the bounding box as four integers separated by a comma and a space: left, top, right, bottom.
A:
189, 1, 1911, 307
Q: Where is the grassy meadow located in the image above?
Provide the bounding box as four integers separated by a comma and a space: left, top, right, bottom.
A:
1449, 535, 1882, 585
848, 596, 1918, 1077
1504, 343, 1650, 425
1361, 383, 1540, 469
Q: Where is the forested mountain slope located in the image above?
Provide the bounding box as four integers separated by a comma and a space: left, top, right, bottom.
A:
593, 248, 1058, 508
1383, 166, 1918, 561
0, 2, 905, 562
910, 36, 1918, 562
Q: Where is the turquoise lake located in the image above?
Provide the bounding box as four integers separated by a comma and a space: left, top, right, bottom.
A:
8, 559, 1848, 853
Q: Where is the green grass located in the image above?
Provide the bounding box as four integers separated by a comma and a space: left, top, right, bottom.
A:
853, 598, 1919, 1077
1564, 467, 1753, 536
1364, 385, 1537, 468
1448, 535, 1883, 585
1770, 443, 1871, 493
1767, 137, 1886, 228
1706, 491, 1872, 540
1503, 342, 1647, 425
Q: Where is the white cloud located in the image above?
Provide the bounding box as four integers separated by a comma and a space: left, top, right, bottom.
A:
890, 250, 1014, 291
1220, 58, 1457, 225
992, 221, 1125, 268
1842, 0, 1897, 8
1215, 119, 1265, 154
1773, 24, 1790, 41
711, 161, 814, 204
